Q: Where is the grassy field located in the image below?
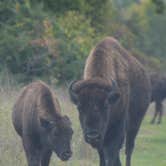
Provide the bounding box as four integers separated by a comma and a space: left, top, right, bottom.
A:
0, 86, 166, 166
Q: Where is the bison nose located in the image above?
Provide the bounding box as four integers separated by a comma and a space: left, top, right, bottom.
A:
61, 151, 72, 161
85, 130, 100, 140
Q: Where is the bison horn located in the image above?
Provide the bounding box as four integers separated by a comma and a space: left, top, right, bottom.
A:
68, 81, 79, 104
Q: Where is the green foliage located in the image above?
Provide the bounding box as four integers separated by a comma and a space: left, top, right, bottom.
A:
30, 0, 112, 31
0, 0, 15, 24
53, 11, 97, 82
110, 0, 166, 72
0, 0, 165, 84
0, 1, 98, 83
0, 2, 53, 81
34, 0, 86, 13
123, 1, 166, 58
152, 0, 165, 13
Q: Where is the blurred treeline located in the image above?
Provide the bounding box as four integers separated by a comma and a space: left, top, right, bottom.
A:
0, 0, 165, 84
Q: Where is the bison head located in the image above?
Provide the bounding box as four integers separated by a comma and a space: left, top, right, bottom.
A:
40, 115, 73, 161
69, 78, 120, 148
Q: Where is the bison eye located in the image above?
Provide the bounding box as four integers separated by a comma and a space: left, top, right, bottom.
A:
40, 118, 54, 130
107, 92, 120, 104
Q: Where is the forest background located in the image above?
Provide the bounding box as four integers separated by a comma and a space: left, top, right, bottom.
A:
0, 0, 165, 85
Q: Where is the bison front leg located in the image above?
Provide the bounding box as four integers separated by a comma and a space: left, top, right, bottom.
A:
103, 123, 125, 166
126, 109, 146, 166
41, 149, 52, 166
97, 149, 105, 166
103, 143, 121, 166
22, 139, 41, 166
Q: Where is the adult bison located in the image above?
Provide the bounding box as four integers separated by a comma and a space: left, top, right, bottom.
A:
12, 81, 73, 166
150, 72, 166, 124
69, 37, 151, 166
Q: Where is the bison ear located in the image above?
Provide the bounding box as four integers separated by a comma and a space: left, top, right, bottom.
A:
40, 118, 55, 129
107, 91, 120, 104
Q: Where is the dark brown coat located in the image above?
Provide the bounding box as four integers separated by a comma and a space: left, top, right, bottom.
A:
12, 81, 73, 166
150, 72, 166, 124
69, 37, 151, 166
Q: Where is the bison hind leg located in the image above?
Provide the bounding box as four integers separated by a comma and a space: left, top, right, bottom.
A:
150, 101, 159, 124
157, 102, 163, 124
150, 101, 163, 124
150, 110, 157, 124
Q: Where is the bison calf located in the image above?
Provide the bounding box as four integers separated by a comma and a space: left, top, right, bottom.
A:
12, 81, 73, 166
69, 37, 151, 166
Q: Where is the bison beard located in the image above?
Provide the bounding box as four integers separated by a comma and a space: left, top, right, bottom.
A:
12, 81, 73, 166
69, 37, 151, 166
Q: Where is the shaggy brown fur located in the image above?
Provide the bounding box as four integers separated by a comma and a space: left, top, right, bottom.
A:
12, 81, 73, 166
69, 37, 151, 166
150, 72, 166, 124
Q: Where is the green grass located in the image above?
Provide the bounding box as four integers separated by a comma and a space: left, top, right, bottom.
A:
0, 87, 166, 166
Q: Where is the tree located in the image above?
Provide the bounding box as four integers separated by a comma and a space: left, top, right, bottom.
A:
152, 0, 165, 14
